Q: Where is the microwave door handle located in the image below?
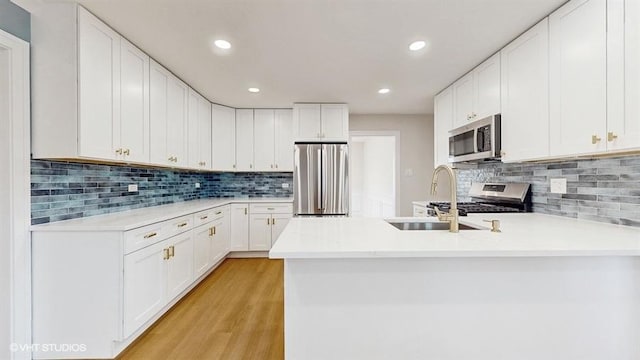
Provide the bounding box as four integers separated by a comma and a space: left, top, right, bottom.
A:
474, 127, 480, 153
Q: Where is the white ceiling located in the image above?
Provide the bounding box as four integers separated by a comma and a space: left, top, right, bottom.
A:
71, 0, 566, 115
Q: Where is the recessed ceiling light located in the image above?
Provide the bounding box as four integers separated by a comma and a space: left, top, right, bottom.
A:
214, 39, 231, 49
248, 87, 260, 93
378, 88, 390, 94
409, 40, 426, 51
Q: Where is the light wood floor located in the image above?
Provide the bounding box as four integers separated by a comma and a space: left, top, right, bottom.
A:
118, 258, 284, 360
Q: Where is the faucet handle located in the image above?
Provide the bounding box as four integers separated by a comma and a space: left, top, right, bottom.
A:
483, 219, 501, 232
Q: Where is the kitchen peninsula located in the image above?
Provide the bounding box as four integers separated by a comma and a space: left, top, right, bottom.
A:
269, 214, 640, 360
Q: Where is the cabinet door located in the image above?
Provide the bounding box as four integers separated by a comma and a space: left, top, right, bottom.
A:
452, 73, 474, 128
212, 104, 236, 171
321, 104, 349, 141
149, 61, 169, 165
274, 109, 294, 171
271, 213, 292, 246
166, 77, 189, 166
293, 104, 321, 140
166, 232, 194, 301
193, 223, 213, 279
123, 239, 167, 338
608, 0, 640, 150
500, 18, 550, 162
235, 109, 255, 171
188, 90, 212, 169
249, 214, 272, 251
210, 215, 229, 265
254, 109, 276, 171
77, 7, 120, 160
119, 39, 150, 163
230, 204, 249, 251
549, 0, 607, 156
433, 86, 453, 166
473, 53, 501, 119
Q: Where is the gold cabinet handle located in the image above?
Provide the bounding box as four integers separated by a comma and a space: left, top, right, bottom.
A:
272, 218, 276, 225
267, 218, 270, 225
607, 132, 618, 142
123, 149, 130, 156
275, 164, 278, 169
200, 215, 208, 220
168, 156, 175, 162
163, 248, 170, 260
250, 164, 253, 169
244, 208, 247, 215
213, 226, 216, 235
115, 148, 123, 155
215, 211, 222, 215
233, 164, 236, 169
177, 222, 188, 228
591, 135, 602, 144
271, 164, 274, 169
168, 245, 175, 258
143, 232, 157, 239
209, 227, 214, 236
267, 207, 275, 210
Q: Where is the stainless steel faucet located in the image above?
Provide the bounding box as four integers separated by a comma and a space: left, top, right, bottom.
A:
430, 165, 459, 233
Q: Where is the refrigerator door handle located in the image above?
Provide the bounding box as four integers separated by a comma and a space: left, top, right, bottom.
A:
322, 147, 328, 211
317, 149, 323, 209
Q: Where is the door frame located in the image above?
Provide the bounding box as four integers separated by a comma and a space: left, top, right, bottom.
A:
349, 130, 401, 217
0, 29, 31, 360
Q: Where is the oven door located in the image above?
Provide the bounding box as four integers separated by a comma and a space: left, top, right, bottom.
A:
449, 115, 500, 162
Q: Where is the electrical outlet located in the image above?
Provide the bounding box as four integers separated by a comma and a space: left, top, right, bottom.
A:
282, 183, 290, 189
550, 178, 567, 194
128, 184, 138, 192
404, 168, 414, 177
195, 182, 201, 189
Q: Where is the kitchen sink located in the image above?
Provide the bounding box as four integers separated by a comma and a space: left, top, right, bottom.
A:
386, 220, 482, 231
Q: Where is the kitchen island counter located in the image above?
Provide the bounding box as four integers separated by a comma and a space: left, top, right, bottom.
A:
270, 214, 640, 360
269, 213, 640, 258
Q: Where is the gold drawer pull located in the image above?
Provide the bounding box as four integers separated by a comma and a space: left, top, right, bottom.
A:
209, 227, 214, 236
177, 222, 188, 228
200, 215, 208, 220
143, 232, 157, 239
215, 211, 222, 215
168, 245, 175, 258
267, 207, 275, 210
213, 226, 216, 235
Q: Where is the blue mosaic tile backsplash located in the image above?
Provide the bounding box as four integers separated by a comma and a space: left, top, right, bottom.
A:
455, 154, 640, 227
31, 160, 293, 225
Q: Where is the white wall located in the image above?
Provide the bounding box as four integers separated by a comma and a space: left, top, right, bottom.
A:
0, 46, 11, 360
350, 114, 439, 217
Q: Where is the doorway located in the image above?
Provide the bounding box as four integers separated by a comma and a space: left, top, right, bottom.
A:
349, 131, 399, 218
1, 29, 31, 360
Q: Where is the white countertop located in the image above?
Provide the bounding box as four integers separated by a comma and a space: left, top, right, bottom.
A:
31, 198, 293, 232
269, 213, 640, 258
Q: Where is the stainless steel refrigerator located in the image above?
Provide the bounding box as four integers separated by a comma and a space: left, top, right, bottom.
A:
293, 143, 349, 216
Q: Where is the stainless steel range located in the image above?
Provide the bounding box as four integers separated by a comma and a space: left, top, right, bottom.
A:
426, 182, 531, 217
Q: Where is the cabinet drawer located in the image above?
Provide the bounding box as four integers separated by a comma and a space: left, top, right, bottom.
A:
124, 214, 193, 254
194, 206, 227, 227
250, 203, 293, 214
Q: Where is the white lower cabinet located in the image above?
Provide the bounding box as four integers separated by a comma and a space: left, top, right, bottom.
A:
413, 204, 428, 217
249, 203, 293, 250
230, 203, 250, 251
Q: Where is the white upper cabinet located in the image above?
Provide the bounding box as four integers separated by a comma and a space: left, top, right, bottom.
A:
150, 60, 188, 167
549, 0, 607, 156
500, 18, 550, 162
274, 109, 294, 171
452, 73, 475, 128
452, 54, 501, 128
32, 5, 151, 163
212, 104, 237, 171
77, 7, 121, 161
188, 89, 212, 170
254, 109, 276, 171
293, 103, 349, 141
433, 86, 453, 166
119, 39, 150, 163
235, 109, 255, 171
607, 0, 640, 151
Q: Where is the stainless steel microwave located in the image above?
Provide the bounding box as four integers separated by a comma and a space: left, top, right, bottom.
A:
449, 114, 501, 163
